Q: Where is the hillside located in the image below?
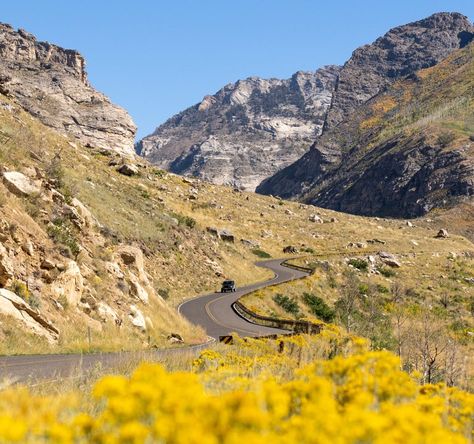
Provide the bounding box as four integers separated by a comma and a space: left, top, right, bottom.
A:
1, 86, 473, 359
258, 39, 474, 220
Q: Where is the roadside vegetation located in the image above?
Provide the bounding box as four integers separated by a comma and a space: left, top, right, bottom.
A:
0, 331, 472, 443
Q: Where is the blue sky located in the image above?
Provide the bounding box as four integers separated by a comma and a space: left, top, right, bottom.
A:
2, 1, 473, 139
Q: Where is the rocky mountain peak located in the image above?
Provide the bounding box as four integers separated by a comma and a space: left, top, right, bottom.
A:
323, 12, 474, 130
138, 65, 340, 190
0, 23, 136, 155
0, 23, 87, 83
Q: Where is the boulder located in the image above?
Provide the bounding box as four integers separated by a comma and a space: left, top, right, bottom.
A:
128, 272, 149, 304
436, 229, 449, 238
129, 304, 146, 331
0, 288, 59, 342
309, 214, 323, 223
283, 245, 298, 254
117, 163, 139, 176
167, 333, 184, 344
40, 259, 56, 270
378, 251, 401, 268
97, 302, 121, 325
0, 243, 14, 286
118, 246, 156, 303
51, 261, 84, 307
240, 239, 260, 248
219, 230, 235, 243
2, 171, 40, 197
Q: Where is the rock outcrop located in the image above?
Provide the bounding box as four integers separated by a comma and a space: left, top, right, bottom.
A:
0, 289, 59, 342
137, 67, 340, 190
0, 23, 136, 155
257, 13, 474, 217
323, 12, 474, 130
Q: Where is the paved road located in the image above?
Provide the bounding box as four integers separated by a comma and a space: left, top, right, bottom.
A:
0, 259, 308, 383
179, 258, 309, 338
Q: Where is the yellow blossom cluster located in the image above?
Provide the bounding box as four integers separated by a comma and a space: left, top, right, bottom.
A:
0, 332, 472, 443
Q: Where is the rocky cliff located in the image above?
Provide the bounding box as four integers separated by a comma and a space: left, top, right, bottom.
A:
323, 12, 474, 130
257, 13, 474, 217
0, 23, 136, 155
258, 38, 474, 217
137, 67, 340, 190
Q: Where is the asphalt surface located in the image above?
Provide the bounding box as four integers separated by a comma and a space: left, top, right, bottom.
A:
178, 258, 309, 338
0, 259, 308, 383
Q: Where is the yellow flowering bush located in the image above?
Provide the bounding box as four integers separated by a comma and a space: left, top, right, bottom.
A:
0, 333, 472, 443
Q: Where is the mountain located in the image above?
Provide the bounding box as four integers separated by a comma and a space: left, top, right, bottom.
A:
137, 67, 340, 190
257, 13, 474, 218
0, 23, 136, 155
138, 12, 473, 193
323, 12, 474, 130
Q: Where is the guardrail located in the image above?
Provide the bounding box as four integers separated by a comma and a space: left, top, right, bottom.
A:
233, 301, 322, 334
280, 258, 316, 275
232, 259, 323, 335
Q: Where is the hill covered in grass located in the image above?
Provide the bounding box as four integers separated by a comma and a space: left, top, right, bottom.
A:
258, 39, 474, 219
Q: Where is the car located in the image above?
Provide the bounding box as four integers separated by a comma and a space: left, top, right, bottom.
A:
221, 280, 236, 293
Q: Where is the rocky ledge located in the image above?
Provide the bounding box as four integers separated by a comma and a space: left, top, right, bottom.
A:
0, 23, 136, 155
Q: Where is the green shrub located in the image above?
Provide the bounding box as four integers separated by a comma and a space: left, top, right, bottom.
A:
348, 258, 368, 271
358, 284, 369, 295
47, 218, 80, 257
273, 294, 300, 316
377, 284, 389, 293
378, 266, 396, 277
173, 213, 196, 229
158, 288, 170, 300
251, 249, 271, 258
302, 292, 335, 322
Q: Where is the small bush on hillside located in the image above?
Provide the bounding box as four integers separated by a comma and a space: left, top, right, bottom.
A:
302, 247, 315, 254
10, 280, 30, 301
348, 258, 368, 271
377, 284, 389, 293
45, 155, 75, 204
302, 292, 335, 322
173, 214, 196, 229
378, 266, 396, 277
437, 131, 456, 147
327, 273, 338, 288
158, 288, 170, 300
273, 294, 300, 316
251, 249, 271, 258
23, 193, 41, 219
47, 218, 81, 257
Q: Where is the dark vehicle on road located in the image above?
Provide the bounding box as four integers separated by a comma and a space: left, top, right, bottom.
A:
221, 280, 236, 293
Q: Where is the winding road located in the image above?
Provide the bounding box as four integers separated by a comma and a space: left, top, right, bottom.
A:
179, 258, 309, 338
0, 259, 309, 383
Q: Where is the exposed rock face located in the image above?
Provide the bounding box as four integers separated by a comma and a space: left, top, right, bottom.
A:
51, 261, 84, 308
0, 288, 59, 342
2, 171, 40, 197
0, 23, 136, 155
257, 13, 474, 217
324, 12, 474, 130
138, 67, 340, 190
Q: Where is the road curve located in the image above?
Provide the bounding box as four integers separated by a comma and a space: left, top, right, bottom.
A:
0, 259, 308, 382
178, 258, 309, 338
